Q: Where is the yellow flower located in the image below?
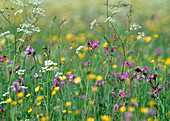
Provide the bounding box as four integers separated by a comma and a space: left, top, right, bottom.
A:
76, 92, 79, 95
17, 92, 23, 98
112, 64, 117, 69
89, 100, 93, 104
37, 102, 41, 106
37, 114, 39, 118
52, 90, 56, 95
74, 110, 80, 115
148, 101, 155, 106
61, 76, 67, 81
54, 63, 58, 66
66, 33, 73, 39
68, 111, 72, 113
37, 95, 43, 101
140, 107, 149, 113
119, 107, 126, 112
66, 71, 72, 75
70, 59, 72, 61
103, 43, 107, 47
137, 35, 142, 40
87, 73, 96, 79
26, 93, 31, 97
41, 87, 43, 90
11, 101, 17, 105
144, 36, 151, 43
41, 117, 46, 121
61, 57, 65, 62
78, 53, 85, 60
65, 102, 72, 107
54, 87, 60, 91
96, 75, 103, 81
128, 107, 135, 112
168, 110, 170, 117
74, 77, 81, 84
6, 98, 12, 103
165, 58, 170, 65
28, 108, 32, 113
86, 117, 95, 121
131, 98, 137, 103
46, 116, 50, 120
92, 86, 98, 92
35, 86, 40, 92
62, 110, 67, 113
150, 60, 154, 63
69, 47, 72, 49
18, 99, 23, 103
100, 115, 111, 121
153, 34, 158, 38
147, 117, 153, 121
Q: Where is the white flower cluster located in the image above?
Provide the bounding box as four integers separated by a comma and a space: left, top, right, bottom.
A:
28, 0, 43, 5
0, 101, 6, 104
130, 23, 141, 31
112, 10, 120, 14
90, 19, 96, 29
14, 9, 23, 16
17, 38, 24, 42
0, 31, 10, 38
138, 32, 145, 37
2, 92, 9, 97
11, 0, 28, 7
39, 60, 59, 72
31, 7, 45, 16
16, 69, 25, 75
17, 23, 41, 35
104, 16, 115, 23
76, 46, 86, 54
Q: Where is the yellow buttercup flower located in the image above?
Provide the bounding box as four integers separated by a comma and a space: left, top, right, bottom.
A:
26, 93, 31, 97
144, 36, 151, 43
148, 101, 155, 106
74, 110, 80, 115
28, 108, 32, 113
74, 77, 81, 84
37, 96, 43, 101
112, 64, 117, 69
165, 58, 170, 65
65, 102, 72, 107
131, 98, 137, 103
119, 107, 126, 112
54, 87, 60, 91
140, 107, 149, 113
137, 35, 142, 40
61, 57, 65, 61
11, 101, 17, 105
128, 107, 135, 112
96, 75, 103, 81
37, 102, 41, 106
6, 98, 12, 103
68, 111, 72, 113
18, 99, 23, 103
62, 110, 67, 113
86, 117, 95, 121
17, 92, 23, 98
153, 34, 158, 38
35, 86, 40, 92
103, 43, 107, 47
87, 73, 96, 79
100, 115, 111, 121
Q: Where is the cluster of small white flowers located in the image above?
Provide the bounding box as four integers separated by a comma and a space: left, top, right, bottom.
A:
90, 19, 96, 29
39, 60, 59, 72
17, 38, 24, 42
28, 0, 43, 5
11, 0, 28, 7
0, 31, 10, 38
17, 23, 41, 35
104, 16, 115, 23
76, 46, 86, 54
55, 71, 63, 77
130, 23, 141, 31
112, 10, 120, 14
14, 9, 23, 16
2, 92, 9, 97
0, 101, 7, 104
16, 69, 25, 75
6, 34, 15, 39
31, 7, 45, 16
138, 32, 145, 37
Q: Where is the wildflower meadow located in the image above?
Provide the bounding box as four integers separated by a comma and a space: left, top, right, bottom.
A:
0, 0, 169, 121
